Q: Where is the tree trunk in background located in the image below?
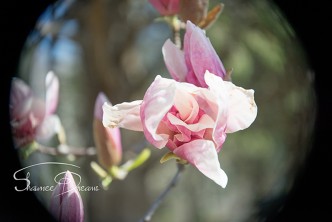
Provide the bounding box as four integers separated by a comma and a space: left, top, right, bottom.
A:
71, 0, 152, 220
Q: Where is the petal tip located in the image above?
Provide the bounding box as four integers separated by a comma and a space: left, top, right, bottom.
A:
95, 92, 109, 120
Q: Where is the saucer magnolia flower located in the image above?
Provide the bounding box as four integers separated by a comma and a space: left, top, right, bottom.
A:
162, 20, 226, 87
9, 71, 61, 147
149, 0, 180, 16
50, 171, 84, 222
93, 92, 122, 170
103, 72, 257, 188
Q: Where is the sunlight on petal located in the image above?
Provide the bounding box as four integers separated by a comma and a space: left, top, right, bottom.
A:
103, 100, 143, 131
174, 139, 228, 188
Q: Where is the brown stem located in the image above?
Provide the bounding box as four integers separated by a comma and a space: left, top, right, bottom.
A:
139, 163, 185, 222
173, 26, 181, 49
171, 17, 182, 49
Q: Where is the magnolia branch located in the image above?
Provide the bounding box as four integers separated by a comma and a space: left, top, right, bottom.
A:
36, 144, 96, 156
139, 163, 185, 222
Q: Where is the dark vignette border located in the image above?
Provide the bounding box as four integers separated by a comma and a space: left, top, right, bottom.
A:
1, 0, 330, 221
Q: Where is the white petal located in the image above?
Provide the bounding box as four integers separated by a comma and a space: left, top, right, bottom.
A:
204, 71, 257, 133
102, 100, 143, 131
223, 82, 257, 133
35, 114, 62, 142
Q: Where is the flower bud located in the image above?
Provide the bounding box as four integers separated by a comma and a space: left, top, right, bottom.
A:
93, 92, 122, 169
149, 0, 180, 16
162, 20, 226, 87
50, 171, 84, 222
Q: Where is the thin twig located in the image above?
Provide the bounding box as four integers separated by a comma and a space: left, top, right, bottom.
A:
172, 20, 182, 50
139, 163, 185, 222
174, 27, 181, 49
36, 136, 148, 157
37, 144, 96, 156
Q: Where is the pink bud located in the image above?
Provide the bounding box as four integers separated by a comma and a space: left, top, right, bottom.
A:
93, 92, 122, 169
149, 0, 180, 16
162, 20, 226, 87
50, 171, 84, 222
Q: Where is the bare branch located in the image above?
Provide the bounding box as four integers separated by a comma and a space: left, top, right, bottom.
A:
139, 163, 185, 222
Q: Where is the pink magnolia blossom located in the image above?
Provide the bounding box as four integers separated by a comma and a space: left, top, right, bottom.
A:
149, 0, 180, 16
9, 71, 61, 147
103, 72, 257, 188
162, 20, 226, 87
93, 92, 122, 169
50, 171, 84, 222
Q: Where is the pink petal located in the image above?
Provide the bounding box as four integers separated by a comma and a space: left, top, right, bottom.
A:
174, 139, 228, 188
60, 191, 84, 222
10, 78, 34, 119
187, 21, 226, 87
94, 92, 109, 121
167, 0, 181, 12
183, 21, 201, 86
173, 88, 199, 123
94, 119, 123, 168
45, 71, 59, 115
149, 0, 168, 15
106, 126, 122, 161
141, 75, 177, 148
94, 92, 122, 164
167, 113, 215, 132
103, 100, 143, 131
149, 0, 180, 15
162, 39, 187, 81
203, 72, 228, 151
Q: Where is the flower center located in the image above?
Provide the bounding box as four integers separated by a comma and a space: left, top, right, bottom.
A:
157, 104, 214, 150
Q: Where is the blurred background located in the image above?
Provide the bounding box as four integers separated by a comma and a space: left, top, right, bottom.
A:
9, 0, 316, 221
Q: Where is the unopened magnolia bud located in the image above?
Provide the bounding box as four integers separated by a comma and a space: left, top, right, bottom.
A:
50, 171, 84, 222
149, 0, 181, 16
93, 92, 122, 169
179, 0, 209, 25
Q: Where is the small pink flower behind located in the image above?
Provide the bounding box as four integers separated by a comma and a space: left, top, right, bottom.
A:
9, 71, 61, 148
103, 72, 257, 188
149, 0, 181, 16
162, 20, 226, 87
50, 171, 84, 222
93, 92, 122, 170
